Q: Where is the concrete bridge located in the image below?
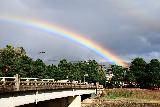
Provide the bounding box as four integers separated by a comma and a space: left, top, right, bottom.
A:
0, 74, 103, 107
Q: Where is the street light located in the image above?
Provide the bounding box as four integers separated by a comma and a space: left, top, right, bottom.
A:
38, 51, 46, 61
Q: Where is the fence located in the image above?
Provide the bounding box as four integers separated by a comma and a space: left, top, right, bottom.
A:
0, 74, 103, 93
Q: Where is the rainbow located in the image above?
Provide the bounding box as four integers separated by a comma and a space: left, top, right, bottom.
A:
0, 16, 127, 66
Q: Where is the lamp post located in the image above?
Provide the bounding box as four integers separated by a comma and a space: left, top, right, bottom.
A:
38, 51, 46, 61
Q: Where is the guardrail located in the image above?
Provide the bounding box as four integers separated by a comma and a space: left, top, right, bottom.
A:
0, 74, 103, 93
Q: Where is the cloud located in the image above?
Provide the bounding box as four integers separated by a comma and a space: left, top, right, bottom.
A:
1, 0, 160, 64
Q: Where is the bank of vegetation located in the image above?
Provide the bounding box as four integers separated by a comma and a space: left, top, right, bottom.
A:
107, 57, 160, 89
0, 45, 106, 84
0, 45, 160, 90
82, 88, 160, 107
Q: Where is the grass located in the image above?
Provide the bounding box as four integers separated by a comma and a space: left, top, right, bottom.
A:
82, 89, 160, 107
105, 89, 133, 99
102, 88, 160, 103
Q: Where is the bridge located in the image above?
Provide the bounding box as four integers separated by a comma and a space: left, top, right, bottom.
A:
0, 74, 103, 107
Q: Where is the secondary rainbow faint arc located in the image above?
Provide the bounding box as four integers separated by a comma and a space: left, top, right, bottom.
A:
0, 16, 127, 66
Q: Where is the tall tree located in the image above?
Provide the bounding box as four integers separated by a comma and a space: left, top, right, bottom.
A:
86, 60, 100, 83
146, 59, 160, 89
58, 59, 69, 80
0, 45, 27, 76
111, 65, 125, 87
130, 57, 147, 88
31, 59, 46, 78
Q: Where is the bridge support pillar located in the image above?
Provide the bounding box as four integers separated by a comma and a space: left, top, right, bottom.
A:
68, 96, 81, 107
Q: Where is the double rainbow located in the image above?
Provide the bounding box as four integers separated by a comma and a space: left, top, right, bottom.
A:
0, 16, 127, 67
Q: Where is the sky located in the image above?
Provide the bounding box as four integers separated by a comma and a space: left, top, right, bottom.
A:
0, 0, 160, 64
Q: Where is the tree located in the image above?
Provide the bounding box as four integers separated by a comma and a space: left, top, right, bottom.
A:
85, 60, 100, 83
0, 45, 27, 76
145, 59, 160, 89
0, 45, 106, 86
130, 57, 147, 88
44, 64, 57, 79
111, 65, 125, 87
58, 59, 70, 80
124, 68, 135, 87
98, 65, 106, 85
31, 59, 46, 78
18, 55, 34, 77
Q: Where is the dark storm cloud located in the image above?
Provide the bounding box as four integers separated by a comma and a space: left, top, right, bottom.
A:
1, 0, 160, 63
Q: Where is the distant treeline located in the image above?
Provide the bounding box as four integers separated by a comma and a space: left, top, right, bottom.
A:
0, 45, 106, 84
0, 45, 160, 89
107, 58, 160, 89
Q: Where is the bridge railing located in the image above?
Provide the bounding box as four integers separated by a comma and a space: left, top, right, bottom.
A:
0, 74, 103, 93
